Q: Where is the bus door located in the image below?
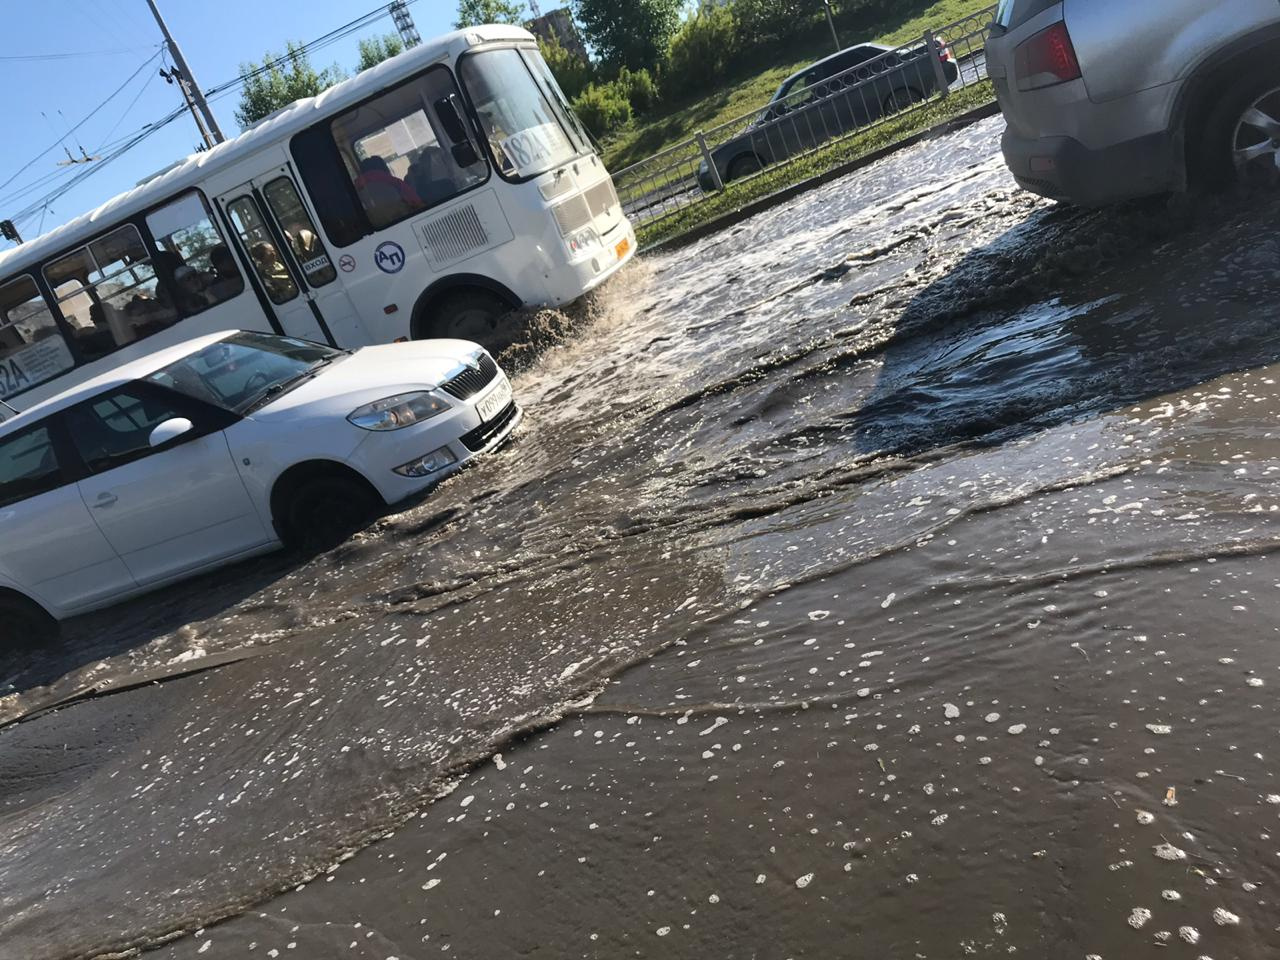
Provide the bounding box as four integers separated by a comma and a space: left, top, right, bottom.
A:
216, 168, 364, 348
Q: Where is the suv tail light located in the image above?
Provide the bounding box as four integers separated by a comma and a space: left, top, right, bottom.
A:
1013, 21, 1081, 91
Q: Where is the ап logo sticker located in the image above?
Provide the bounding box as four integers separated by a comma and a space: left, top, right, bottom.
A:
374, 241, 406, 274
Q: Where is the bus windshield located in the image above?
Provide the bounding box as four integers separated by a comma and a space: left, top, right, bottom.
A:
460, 48, 580, 179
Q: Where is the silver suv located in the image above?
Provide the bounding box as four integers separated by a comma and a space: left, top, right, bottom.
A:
985, 0, 1280, 204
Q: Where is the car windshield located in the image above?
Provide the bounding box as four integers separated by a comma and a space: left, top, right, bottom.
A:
459, 47, 580, 178
146, 332, 342, 414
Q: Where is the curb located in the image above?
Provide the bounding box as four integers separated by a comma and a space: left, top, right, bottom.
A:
643, 99, 1002, 254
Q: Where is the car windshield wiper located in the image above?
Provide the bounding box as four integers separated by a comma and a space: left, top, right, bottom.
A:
243, 357, 338, 412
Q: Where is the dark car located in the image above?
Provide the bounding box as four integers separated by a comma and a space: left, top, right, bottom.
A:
698, 41, 959, 191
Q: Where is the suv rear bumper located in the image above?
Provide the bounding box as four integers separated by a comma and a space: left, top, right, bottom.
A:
1000, 126, 1182, 205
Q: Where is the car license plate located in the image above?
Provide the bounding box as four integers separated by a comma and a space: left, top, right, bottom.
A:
476, 377, 513, 423
615, 236, 631, 260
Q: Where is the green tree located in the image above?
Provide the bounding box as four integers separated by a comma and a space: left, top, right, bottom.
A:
356, 33, 405, 72
235, 42, 346, 128
538, 35, 594, 100
665, 4, 740, 97
455, 0, 526, 28
573, 0, 682, 72
732, 0, 815, 44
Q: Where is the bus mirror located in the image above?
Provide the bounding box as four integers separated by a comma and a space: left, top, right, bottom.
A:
434, 95, 470, 145
451, 141, 480, 168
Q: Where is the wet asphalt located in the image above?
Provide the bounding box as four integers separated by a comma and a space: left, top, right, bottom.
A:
4, 116, 1280, 959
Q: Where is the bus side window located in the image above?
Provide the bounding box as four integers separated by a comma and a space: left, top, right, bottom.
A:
291, 125, 370, 248
328, 66, 487, 231
0, 275, 74, 401
44, 225, 179, 363
145, 191, 244, 313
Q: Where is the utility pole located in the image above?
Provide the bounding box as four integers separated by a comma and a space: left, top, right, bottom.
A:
821, 0, 841, 52
160, 66, 214, 148
144, 0, 224, 147
389, 0, 421, 49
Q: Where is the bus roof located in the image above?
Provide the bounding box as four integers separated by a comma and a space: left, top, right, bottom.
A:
0, 23, 534, 282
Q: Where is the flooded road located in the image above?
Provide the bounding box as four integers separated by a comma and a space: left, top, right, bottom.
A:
5, 116, 1280, 959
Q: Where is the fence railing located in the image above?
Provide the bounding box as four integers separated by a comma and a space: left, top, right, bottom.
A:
612, 5, 998, 232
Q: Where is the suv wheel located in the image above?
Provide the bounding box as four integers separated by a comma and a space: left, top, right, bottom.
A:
1195, 69, 1280, 189
0, 593, 58, 648
276, 469, 382, 551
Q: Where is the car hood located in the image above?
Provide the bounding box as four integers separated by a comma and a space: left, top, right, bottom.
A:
249, 339, 486, 421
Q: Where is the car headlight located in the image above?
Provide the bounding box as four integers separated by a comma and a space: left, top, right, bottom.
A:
347, 392, 450, 431
565, 226, 600, 256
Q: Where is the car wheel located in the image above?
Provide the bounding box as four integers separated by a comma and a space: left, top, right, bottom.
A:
883, 87, 925, 114
0, 593, 58, 649
427, 289, 516, 353
277, 469, 382, 551
727, 154, 763, 183
1195, 68, 1280, 190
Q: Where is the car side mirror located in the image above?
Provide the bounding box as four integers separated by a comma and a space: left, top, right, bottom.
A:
149, 417, 193, 448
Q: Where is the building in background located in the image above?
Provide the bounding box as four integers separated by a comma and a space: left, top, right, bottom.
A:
524, 6, 588, 61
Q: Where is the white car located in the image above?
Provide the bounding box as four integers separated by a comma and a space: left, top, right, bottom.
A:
0, 330, 519, 643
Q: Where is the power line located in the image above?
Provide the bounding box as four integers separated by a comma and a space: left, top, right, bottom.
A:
0, 47, 164, 196
97, 60, 163, 148
0, 49, 145, 62
2, 0, 427, 243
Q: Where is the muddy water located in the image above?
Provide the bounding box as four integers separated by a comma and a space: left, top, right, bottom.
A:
5, 116, 1280, 959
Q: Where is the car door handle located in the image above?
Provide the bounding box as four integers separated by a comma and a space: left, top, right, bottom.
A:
92, 493, 118, 508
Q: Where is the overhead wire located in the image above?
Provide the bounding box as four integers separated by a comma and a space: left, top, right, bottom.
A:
0, 49, 144, 62
0, 46, 164, 196
3, 0, 426, 239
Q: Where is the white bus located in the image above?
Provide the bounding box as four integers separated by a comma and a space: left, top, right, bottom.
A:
0, 24, 635, 414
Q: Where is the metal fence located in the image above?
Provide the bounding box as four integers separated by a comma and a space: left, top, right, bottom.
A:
613, 5, 997, 231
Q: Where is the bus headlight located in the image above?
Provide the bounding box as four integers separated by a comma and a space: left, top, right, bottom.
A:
347, 392, 450, 431
564, 226, 600, 256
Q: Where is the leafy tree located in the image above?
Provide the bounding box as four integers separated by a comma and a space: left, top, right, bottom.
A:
538, 36, 594, 100
665, 4, 740, 97
455, 0, 526, 28
572, 83, 632, 138
235, 43, 346, 128
356, 34, 405, 72
733, 0, 816, 44
573, 0, 682, 72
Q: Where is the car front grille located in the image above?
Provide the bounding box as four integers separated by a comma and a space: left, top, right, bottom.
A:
440, 353, 499, 400
460, 400, 518, 452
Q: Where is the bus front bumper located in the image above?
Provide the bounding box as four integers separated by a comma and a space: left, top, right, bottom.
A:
546, 219, 636, 304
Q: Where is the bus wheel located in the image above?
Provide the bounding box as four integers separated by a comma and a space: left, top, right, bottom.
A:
428, 289, 517, 353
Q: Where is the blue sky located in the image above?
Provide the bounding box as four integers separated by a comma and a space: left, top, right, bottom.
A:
0, 0, 461, 252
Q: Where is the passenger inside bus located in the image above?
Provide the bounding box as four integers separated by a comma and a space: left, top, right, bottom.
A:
407, 147, 457, 208
153, 251, 207, 315
249, 243, 296, 302
206, 245, 243, 301
353, 156, 422, 222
